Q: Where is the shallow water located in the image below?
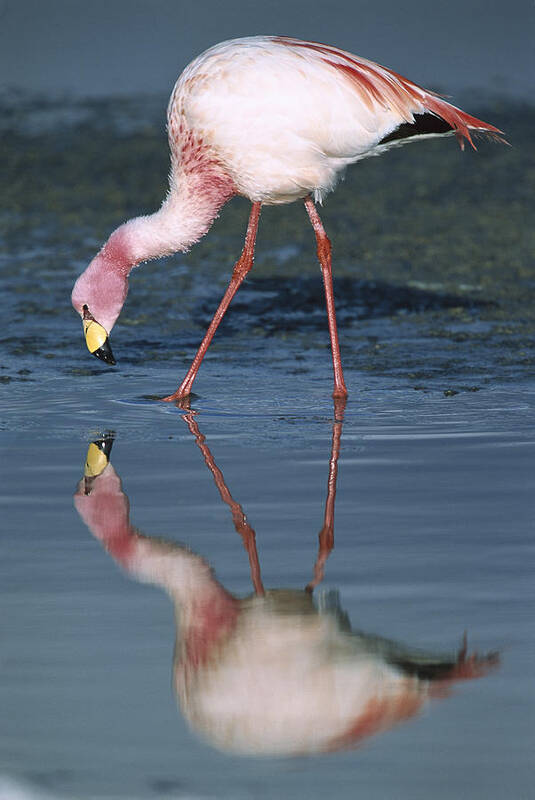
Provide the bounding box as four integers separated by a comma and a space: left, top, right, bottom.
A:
1, 95, 534, 799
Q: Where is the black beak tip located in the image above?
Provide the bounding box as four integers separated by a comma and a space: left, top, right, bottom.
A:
92, 434, 115, 459
92, 342, 116, 365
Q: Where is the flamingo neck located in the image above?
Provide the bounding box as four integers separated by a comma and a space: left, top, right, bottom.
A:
122, 539, 239, 667
105, 167, 236, 272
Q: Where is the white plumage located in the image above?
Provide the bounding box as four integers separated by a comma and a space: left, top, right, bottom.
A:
167, 36, 499, 204
71, 36, 502, 399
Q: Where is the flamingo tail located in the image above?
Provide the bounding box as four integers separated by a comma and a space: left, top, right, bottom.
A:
416, 94, 506, 150
273, 37, 506, 152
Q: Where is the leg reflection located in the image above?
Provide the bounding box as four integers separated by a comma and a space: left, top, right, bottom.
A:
182, 412, 265, 596
307, 396, 346, 592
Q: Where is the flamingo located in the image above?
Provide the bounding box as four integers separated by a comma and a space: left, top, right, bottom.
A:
71, 36, 503, 400
74, 408, 498, 756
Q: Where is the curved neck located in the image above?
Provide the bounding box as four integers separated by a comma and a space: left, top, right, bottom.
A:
105, 168, 235, 271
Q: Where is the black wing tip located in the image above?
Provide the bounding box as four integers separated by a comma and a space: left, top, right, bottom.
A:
379, 112, 453, 146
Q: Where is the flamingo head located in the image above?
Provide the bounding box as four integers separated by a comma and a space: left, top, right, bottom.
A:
71, 250, 130, 366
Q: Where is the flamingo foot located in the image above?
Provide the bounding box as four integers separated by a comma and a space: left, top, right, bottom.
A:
160, 390, 194, 408
332, 386, 348, 400
160, 373, 197, 404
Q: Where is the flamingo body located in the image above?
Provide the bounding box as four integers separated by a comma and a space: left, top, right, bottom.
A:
74, 430, 498, 758
176, 589, 428, 756
71, 37, 502, 398
169, 36, 497, 205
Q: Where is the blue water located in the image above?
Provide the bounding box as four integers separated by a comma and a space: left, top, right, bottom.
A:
1, 95, 534, 799
1, 375, 534, 799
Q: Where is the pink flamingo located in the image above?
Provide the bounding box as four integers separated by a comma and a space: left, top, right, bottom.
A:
71, 36, 503, 400
74, 407, 497, 756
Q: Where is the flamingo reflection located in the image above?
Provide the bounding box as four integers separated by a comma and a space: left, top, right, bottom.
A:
74, 403, 497, 756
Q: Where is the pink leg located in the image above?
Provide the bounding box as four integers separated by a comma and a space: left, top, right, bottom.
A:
304, 196, 348, 398
162, 202, 262, 402
306, 396, 346, 592
182, 412, 265, 597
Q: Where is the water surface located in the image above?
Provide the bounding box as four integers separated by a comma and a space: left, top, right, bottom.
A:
0, 95, 534, 799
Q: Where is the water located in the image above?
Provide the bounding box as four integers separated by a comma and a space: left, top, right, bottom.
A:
0, 95, 534, 799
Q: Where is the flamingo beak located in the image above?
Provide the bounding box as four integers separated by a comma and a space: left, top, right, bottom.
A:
83, 436, 114, 493
82, 312, 116, 365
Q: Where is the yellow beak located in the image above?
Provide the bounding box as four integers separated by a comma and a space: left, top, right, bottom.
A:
83, 318, 116, 365
83, 436, 114, 493
84, 441, 111, 478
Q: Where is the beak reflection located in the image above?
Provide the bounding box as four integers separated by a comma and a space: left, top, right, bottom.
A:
83, 435, 114, 495
82, 316, 116, 365
73, 401, 498, 757
84, 437, 114, 478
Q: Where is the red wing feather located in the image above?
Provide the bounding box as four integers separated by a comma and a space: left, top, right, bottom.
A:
273, 37, 504, 150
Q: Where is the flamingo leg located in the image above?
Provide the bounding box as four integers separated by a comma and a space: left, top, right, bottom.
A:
306, 396, 346, 592
162, 201, 262, 401
182, 412, 265, 596
304, 196, 348, 399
